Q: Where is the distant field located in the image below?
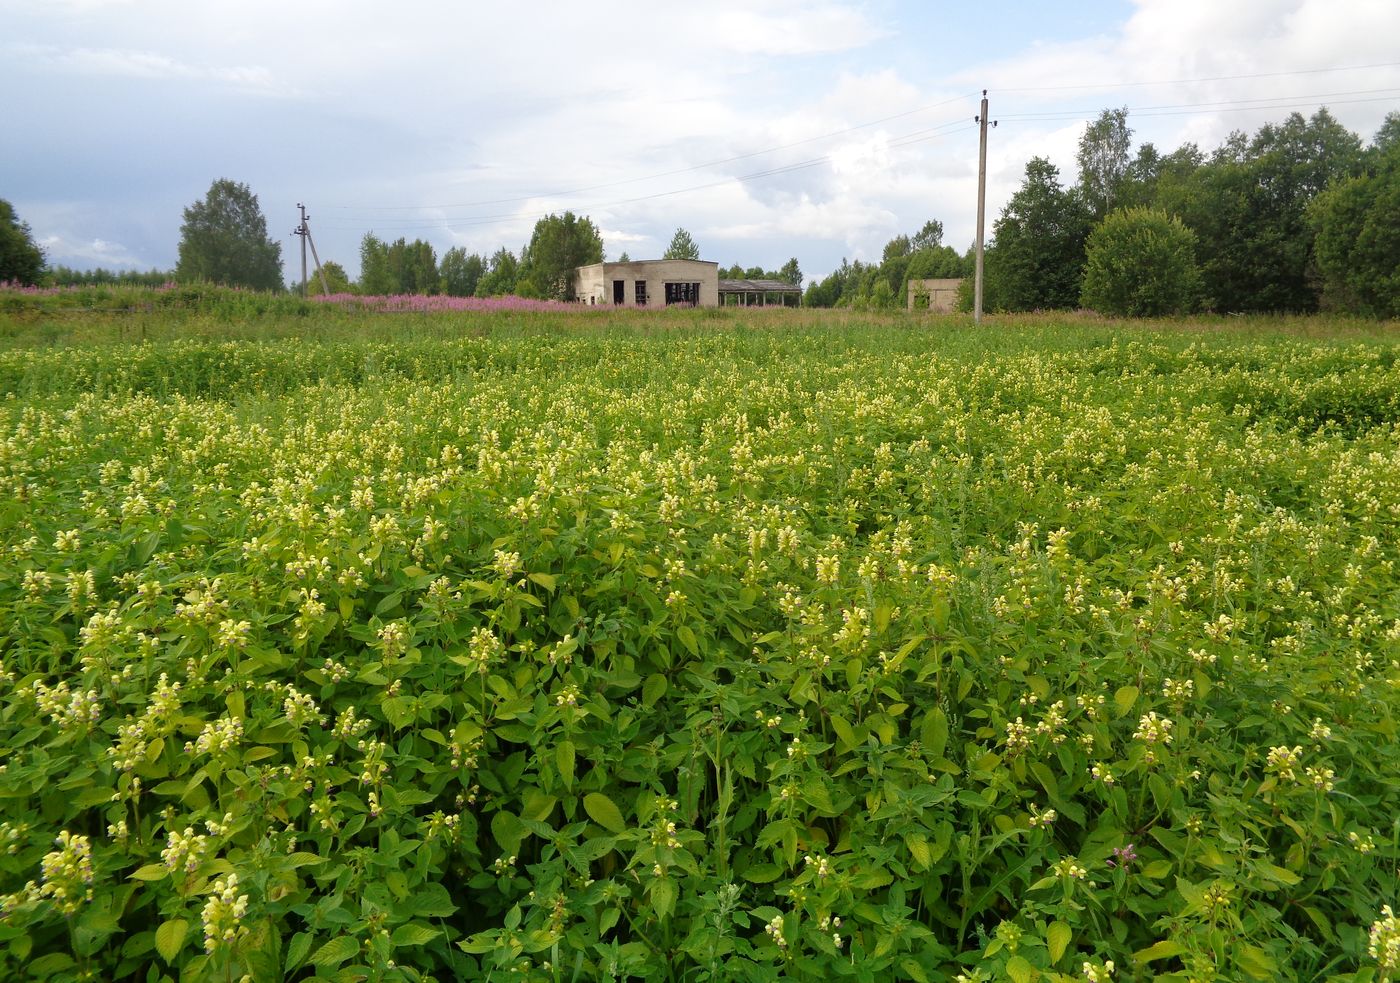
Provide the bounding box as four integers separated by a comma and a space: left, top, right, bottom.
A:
0, 302, 1397, 982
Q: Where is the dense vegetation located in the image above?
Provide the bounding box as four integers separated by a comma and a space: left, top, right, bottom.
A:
0, 299, 1397, 982
802, 108, 1400, 318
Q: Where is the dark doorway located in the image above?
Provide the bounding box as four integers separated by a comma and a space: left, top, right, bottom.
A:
635, 280, 648, 306
613, 280, 625, 304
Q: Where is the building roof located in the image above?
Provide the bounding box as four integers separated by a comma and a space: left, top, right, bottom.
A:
719, 278, 801, 292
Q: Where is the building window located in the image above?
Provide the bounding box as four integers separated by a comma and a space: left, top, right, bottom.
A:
635, 280, 647, 306
613, 280, 625, 305
664, 282, 701, 305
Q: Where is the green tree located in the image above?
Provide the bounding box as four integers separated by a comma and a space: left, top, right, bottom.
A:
358, 233, 394, 295
617, 251, 631, 262
1078, 108, 1134, 218
520, 212, 603, 300
358, 234, 438, 294
984, 157, 1092, 311
439, 248, 486, 298
663, 228, 700, 260
778, 257, 802, 287
1309, 122, 1400, 316
910, 220, 944, 252
1080, 207, 1200, 316
0, 199, 46, 285
315, 260, 352, 295
1164, 109, 1363, 312
175, 179, 283, 290
475, 248, 519, 297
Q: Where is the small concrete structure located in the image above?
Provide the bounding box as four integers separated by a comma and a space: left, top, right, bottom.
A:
574, 259, 719, 308
719, 278, 801, 307
907, 277, 962, 313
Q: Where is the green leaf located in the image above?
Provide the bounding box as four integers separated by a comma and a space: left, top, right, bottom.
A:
1134, 940, 1187, 963
556, 739, 576, 787
1005, 954, 1036, 983
920, 707, 948, 760
310, 935, 360, 968
155, 919, 188, 963
642, 673, 667, 707
285, 932, 313, 971
584, 792, 627, 833
1114, 685, 1139, 717
391, 923, 441, 946
1235, 944, 1277, 979
130, 864, 168, 881
742, 863, 782, 883
1047, 921, 1071, 963
905, 834, 931, 870
651, 877, 676, 920
528, 572, 558, 592
676, 625, 699, 657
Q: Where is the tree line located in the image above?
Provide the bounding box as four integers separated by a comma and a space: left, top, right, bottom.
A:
803, 106, 1399, 318
5, 105, 1394, 315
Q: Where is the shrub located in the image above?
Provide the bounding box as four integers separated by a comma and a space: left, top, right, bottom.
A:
1080, 207, 1200, 316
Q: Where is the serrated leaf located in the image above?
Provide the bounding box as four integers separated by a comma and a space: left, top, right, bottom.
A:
310, 935, 359, 968
1235, 944, 1277, 979
390, 924, 441, 946
1134, 939, 1187, 963
155, 919, 187, 963
642, 673, 667, 707
1047, 921, 1072, 963
584, 792, 627, 833
742, 863, 782, 883
1005, 954, 1036, 983
556, 739, 575, 787
651, 877, 676, 920
920, 707, 948, 760
1114, 685, 1139, 716
676, 625, 699, 657
285, 932, 313, 971
905, 834, 931, 870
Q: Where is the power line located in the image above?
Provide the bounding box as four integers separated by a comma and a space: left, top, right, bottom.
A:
317, 119, 978, 234
999, 86, 1400, 120
322, 92, 981, 212
997, 60, 1400, 94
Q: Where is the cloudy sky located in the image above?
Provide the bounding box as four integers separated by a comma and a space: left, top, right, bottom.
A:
3, 0, 1398, 286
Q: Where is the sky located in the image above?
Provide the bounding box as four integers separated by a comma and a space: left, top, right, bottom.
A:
3, 0, 1399, 287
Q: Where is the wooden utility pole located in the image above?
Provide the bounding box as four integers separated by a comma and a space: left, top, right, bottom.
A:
973, 90, 995, 324
292, 204, 330, 296
293, 204, 309, 297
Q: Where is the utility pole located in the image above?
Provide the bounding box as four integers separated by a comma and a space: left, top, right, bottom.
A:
292, 204, 309, 297
973, 90, 996, 324
292, 204, 330, 296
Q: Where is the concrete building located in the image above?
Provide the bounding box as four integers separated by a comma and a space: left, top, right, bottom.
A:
907, 277, 963, 313
719, 278, 801, 307
574, 259, 719, 308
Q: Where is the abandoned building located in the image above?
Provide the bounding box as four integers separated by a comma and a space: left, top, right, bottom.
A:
574, 259, 720, 308
907, 278, 962, 313
718, 278, 801, 307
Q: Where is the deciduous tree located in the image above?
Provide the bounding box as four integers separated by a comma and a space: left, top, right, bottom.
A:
520, 212, 603, 299
439, 247, 486, 298
985, 158, 1091, 311
175, 179, 282, 290
1080, 207, 1200, 316
1078, 108, 1133, 218
0, 199, 45, 286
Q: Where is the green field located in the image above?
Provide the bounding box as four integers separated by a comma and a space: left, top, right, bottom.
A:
1, 303, 1398, 982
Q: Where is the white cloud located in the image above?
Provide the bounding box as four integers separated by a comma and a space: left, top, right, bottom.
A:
39, 233, 147, 269
7, 42, 285, 92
